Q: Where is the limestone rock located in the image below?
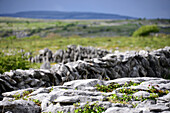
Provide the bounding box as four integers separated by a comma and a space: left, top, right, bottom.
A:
0, 78, 169, 113
40, 62, 51, 69
0, 100, 40, 113
133, 91, 150, 98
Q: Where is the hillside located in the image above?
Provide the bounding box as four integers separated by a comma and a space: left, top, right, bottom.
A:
0, 11, 136, 19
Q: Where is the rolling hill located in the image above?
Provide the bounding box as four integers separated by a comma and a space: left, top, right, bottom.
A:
0, 11, 137, 20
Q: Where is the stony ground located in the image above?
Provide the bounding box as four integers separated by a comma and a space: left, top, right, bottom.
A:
0, 77, 170, 113
0, 46, 170, 113
1, 46, 170, 97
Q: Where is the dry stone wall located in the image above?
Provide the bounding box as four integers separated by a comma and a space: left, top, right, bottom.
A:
29, 45, 110, 63
0, 46, 170, 98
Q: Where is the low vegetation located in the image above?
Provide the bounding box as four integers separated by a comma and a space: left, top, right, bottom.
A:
1, 17, 170, 38
1, 35, 170, 54
12, 90, 34, 100
0, 52, 41, 74
74, 101, 106, 113
12, 90, 41, 106
132, 25, 159, 37
0, 52, 30, 74
95, 81, 141, 92
96, 81, 169, 107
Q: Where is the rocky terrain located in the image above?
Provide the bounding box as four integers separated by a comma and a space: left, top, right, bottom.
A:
0, 77, 170, 113
0, 46, 170, 113
29, 45, 110, 64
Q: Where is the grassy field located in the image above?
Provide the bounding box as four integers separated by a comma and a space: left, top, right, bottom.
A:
0, 17, 170, 56
0, 35, 170, 56
1, 17, 170, 37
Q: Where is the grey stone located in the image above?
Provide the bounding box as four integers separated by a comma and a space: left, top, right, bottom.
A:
136, 100, 156, 108
30, 88, 49, 96
0, 46, 170, 112
158, 93, 170, 102
2, 88, 34, 98
63, 79, 104, 90
40, 62, 51, 69
39, 48, 49, 55
54, 96, 80, 104
162, 111, 170, 113
34, 45, 110, 64
29, 93, 49, 102
149, 104, 170, 112
30, 79, 40, 87
104, 107, 142, 113
133, 91, 150, 98
0, 78, 16, 92
0, 99, 40, 113
0, 78, 170, 113
0, 75, 17, 85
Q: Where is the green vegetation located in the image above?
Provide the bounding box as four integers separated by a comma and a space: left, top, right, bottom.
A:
95, 83, 121, 92
132, 25, 159, 37
49, 87, 54, 92
0, 52, 41, 74
108, 94, 133, 104
147, 84, 169, 96
1, 35, 170, 55
12, 90, 33, 100
0, 52, 30, 74
74, 101, 106, 113
31, 99, 41, 106
119, 88, 138, 94
96, 81, 169, 107
55, 102, 106, 113
12, 90, 41, 106
57, 111, 64, 113
95, 81, 140, 92
107, 93, 160, 105
1, 17, 170, 38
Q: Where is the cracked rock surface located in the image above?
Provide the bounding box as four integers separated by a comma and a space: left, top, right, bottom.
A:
0, 77, 170, 113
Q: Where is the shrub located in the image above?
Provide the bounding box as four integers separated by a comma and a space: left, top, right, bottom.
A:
132, 25, 159, 37
0, 52, 31, 74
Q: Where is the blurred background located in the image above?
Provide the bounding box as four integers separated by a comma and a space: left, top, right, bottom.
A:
0, 0, 170, 73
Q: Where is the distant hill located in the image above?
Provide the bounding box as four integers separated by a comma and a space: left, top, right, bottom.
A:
0, 11, 137, 20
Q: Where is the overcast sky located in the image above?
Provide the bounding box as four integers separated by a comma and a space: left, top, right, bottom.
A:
0, 0, 170, 19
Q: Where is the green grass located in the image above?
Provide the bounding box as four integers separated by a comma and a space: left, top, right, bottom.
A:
0, 35, 169, 56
